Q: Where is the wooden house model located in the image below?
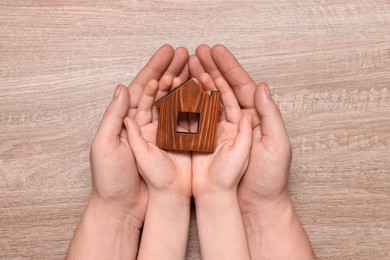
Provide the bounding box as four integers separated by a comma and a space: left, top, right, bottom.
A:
154, 79, 222, 152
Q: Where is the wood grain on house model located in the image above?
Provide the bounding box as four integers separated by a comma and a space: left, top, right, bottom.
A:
155, 79, 222, 152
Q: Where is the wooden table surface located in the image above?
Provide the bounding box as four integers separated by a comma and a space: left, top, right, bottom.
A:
1, 1, 389, 259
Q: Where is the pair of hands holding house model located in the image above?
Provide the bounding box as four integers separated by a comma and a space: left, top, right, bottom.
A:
66, 45, 316, 260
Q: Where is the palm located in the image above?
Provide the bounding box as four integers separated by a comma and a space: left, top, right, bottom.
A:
91, 93, 148, 221
90, 121, 148, 222
139, 119, 191, 196
192, 120, 240, 196
238, 123, 291, 214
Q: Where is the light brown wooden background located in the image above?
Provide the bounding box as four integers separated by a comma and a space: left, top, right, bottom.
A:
1, 1, 389, 259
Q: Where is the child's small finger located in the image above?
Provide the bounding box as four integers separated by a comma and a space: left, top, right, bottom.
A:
124, 117, 149, 159
215, 77, 241, 124
189, 54, 206, 80
233, 114, 253, 159
199, 72, 216, 92
135, 80, 159, 127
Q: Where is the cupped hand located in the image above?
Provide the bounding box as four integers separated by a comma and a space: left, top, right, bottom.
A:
239, 82, 292, 215
190, 44, 291, 214
190, 71, 253, 199
124, 77, 192, 198
89, 45, 189, 225
90, 83, 147, 226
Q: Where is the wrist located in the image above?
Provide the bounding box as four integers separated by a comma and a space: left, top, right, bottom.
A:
138, 190, 191, 260
240, 194, 317, 259
148, 190, 191, 207
146, 191, 191, 224
145, 192, 191, 221
88, 194, 143, 231
194, 191, 251, 260
195, 190, 239, 212
146, 192, 191, 227
241, 193, 294, 230
65, 196, 142, 260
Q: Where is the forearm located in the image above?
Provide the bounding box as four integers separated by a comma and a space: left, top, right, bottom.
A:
66, 198, 142, 260
243, 195, 316, 260
137, 193, 191, 260
195, 192, 250, 260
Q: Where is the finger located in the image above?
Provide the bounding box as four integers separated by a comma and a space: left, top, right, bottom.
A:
128, 44, 174, 109
211, 44, 257, 109
156, 73, 174, 100
215, 77, 241, 124
156, 47, 189, 99
176, 61, 189, 85
162, 47, 189, 80
255, 83, 289, 142
233, 114, 253, 160
135, 79, 159, 127
189, 54, 206, 80
172, 76, 184, 90
124, 117, 150, 159
199, 72, 217, 92
169, 63, 189, 91
253, 124, 263, 142
195, 44, 224, 80
95, 84, 130, 143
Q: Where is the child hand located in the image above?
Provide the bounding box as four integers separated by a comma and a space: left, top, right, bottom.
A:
124, 78, 192, 199
191, 73, 253, 199
124, 76, 192, 260
190, 71, 252, 260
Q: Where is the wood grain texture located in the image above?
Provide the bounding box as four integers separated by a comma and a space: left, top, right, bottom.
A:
0, 0, 389, 259
155, 79, 222, 152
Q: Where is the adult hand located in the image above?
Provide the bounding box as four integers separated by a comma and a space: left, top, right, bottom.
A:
190, 44, 315, 259
190, 44, 290, 217
90, 44, 189, 225
66, 45, 189, 260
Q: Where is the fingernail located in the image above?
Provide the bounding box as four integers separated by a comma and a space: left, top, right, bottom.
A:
113, 85, 121, 99
264, 84, 271, 96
